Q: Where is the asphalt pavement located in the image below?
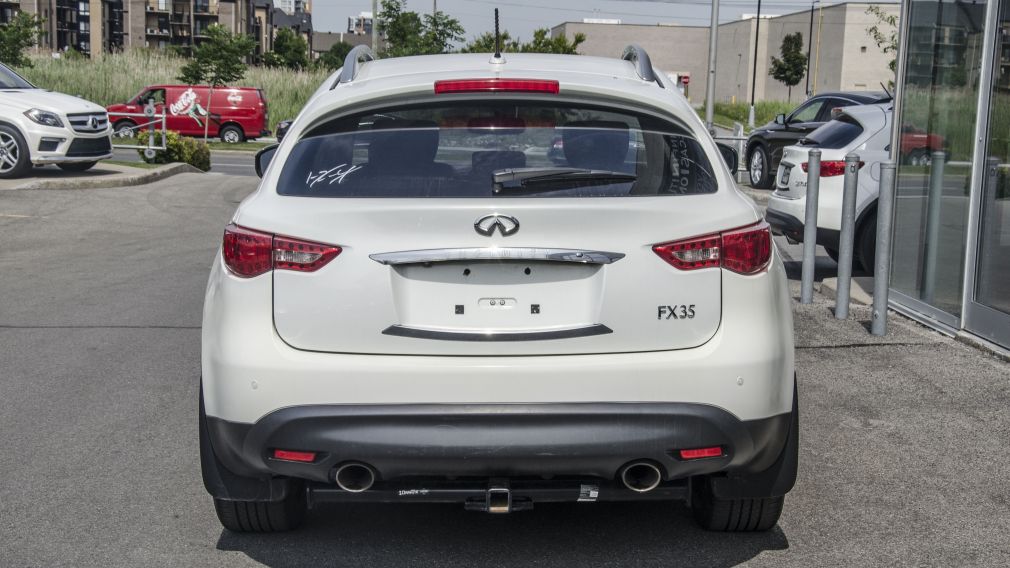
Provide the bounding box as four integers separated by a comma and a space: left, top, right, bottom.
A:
112, 148, 256, 177
1, 173, 1008, 567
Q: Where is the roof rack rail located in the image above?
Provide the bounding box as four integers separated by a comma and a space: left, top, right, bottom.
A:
332, 45, 376, 89
621, 44, 659, 85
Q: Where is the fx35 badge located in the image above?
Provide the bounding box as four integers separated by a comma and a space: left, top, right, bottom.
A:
658, 305, 696, 320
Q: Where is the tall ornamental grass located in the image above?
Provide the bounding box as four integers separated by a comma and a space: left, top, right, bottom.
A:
712, 101, 796, 127
16, 49, 329, 132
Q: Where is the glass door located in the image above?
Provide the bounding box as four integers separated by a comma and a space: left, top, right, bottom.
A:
967, 0, 1010, 347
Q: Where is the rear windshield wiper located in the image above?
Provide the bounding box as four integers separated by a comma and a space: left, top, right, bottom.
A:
492, 167, 637, 195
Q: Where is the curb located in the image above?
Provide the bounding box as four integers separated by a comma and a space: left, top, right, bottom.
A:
818, 277, 873, 306
14, 163, 203, 190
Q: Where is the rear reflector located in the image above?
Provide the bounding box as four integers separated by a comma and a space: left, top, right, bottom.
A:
434, 78, 560, 95
272, 449, 317, 463
678, 446, 723, 460
223, 224, 342, 278
800, 160, 864, 177
652, 221, 771, 275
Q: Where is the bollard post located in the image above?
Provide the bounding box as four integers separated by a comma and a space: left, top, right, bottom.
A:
800, 149, 822, 304
871, 162, 896, 335
834, 153, 861, 319
921, 151, 945, 304
733, 123, 746, 184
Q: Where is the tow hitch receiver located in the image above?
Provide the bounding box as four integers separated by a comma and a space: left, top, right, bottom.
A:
464, 478, 533, 513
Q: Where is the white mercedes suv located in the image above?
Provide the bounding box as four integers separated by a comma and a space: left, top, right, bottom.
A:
0, 63, 112, 179
201, 46, 798, 533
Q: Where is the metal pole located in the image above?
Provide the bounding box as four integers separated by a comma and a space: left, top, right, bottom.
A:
748, 0, 762, 128
705, 0, 720, 132
922, 151, 945, 303
871, 161, 896, 335
805, 1, 815, 96
734, 122, 745, 183
371, 0, 378, 52
800, 149, 821, 303
834, 153, 860, 319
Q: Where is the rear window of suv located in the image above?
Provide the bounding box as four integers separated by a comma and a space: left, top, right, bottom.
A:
801, 116, 864, 149
276, 101, 717, 198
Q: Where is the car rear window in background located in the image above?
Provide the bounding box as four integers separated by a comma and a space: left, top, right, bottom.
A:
801, 116, 864, 149
276, 102, 717, 198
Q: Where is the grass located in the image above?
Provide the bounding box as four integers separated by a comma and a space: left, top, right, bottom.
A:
206, 141, 273, 152
17, 49, 328, 133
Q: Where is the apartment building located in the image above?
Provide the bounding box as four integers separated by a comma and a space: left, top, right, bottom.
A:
2, 0, 277, 57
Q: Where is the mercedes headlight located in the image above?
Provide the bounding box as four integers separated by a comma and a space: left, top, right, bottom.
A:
24, 109, 64, 128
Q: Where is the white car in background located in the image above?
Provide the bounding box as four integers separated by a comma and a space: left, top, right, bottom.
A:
765, 103, 892, 272
201, 46, 798, 533
0, 63, 112, 179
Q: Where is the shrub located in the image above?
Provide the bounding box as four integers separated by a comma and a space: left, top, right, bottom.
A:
137, 130, 212, 171
712, 101, 796, 127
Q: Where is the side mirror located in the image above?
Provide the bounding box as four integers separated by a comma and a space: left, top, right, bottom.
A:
774, 113, 787, 126
716, 142, 738, 173
254, 144, 279, 178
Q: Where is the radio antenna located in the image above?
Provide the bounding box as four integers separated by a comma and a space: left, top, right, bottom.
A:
494, 9, 502, 59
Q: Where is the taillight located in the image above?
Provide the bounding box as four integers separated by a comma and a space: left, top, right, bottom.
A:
434, 78, 559, 94
800, 160, 864, 177
222, 224, 342, 278
652, 221, 771, 275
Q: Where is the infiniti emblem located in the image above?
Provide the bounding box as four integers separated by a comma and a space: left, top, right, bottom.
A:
474, 214, 520, 237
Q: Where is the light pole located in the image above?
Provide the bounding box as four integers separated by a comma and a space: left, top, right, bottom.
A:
805, 0, 817, 96
704, 0, 720, 132
748, 0, 762, 128
371, 0, 378, 51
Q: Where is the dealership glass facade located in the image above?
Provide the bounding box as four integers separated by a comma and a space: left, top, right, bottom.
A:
892, 0, 1010, 348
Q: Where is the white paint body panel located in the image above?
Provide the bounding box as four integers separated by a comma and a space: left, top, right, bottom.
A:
202, 52, 795, 425
767, 104, 891, 232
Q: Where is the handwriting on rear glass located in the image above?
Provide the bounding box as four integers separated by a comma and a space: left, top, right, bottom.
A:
305, 164, 361, 188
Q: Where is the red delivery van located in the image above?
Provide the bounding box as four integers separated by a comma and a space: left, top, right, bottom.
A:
107, 85, 269, 143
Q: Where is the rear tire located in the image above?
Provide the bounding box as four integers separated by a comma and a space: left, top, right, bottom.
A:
213, 494, 306, 533
57, 161, 98, 172
857, 210, 877, 273
825, 247, 839, 264
748, 145, 773, 189
220, 125, 245, 144
691, 478, 785, 532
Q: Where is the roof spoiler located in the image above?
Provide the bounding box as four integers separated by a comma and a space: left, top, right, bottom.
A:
621, 44, 659, 86
331, 45, 376, 89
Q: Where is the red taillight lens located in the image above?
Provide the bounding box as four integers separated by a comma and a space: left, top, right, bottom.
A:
222, 224, 273, 278
800, 160, 864, 177
434, 78, 560, 94
652, 221, 772, 275
678, 446, 724, 460
222, 224, 342, 278
721, 222, 772, 275
272, 449, 317, 463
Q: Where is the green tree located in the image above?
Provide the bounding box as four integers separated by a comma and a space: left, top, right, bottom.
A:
318, 41, 354, 71
177, 24, 256, 140
0, 12, 45, 68
270, 28, 309, 70
377, 0, 463, 57
461, 28, 584, 54
769, 32, 806, 102
865, 5, 898, 88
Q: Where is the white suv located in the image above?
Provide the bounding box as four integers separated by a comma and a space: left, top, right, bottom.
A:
201, 46, 798, 533
0, 63, 112, 179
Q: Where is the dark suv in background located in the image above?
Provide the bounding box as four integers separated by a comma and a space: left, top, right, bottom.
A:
745, 91, 891, 188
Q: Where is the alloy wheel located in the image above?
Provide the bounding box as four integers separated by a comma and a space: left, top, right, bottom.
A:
0, 132, 20, 174
749, 150, 764, 184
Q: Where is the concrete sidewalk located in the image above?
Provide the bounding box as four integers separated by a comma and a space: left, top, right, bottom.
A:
0, 162, 199, 191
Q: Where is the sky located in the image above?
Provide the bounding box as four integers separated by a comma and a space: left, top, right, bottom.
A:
309, 0, 892, 40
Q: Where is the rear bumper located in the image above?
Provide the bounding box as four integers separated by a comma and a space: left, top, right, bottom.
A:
205, 401, 792, 485
765, 207, 840, 251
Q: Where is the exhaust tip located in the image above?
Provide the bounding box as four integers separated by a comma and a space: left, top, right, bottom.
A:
335, 462, 376, 493
619, 461, 663, 493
